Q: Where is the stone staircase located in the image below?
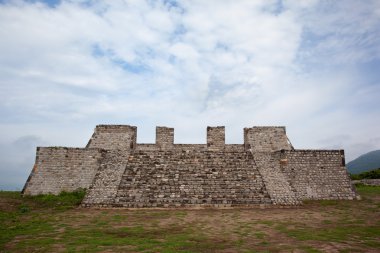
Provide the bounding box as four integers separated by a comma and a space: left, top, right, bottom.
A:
81, 150, 130, 207
114, 150, 272, 207
82, 149, 301, 208
252, 152, 300, 205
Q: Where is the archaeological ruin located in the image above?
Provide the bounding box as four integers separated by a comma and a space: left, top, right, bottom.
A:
22, 125, 358, 207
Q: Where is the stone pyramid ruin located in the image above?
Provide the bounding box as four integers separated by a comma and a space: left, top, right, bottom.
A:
22, 125, 358, 207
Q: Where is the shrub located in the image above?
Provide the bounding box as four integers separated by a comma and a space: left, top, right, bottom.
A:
18, 204, 30, 213
350, 168, 380, 180
26, 188, 86, 210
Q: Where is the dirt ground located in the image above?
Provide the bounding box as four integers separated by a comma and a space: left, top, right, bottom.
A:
1, 186, 379, 252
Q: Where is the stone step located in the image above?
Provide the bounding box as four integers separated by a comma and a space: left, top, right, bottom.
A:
114, 150, 271, 207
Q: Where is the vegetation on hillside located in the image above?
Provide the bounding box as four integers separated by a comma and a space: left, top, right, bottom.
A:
350, 168, 380, 180
347, 149, 380, 174
1, 186, 379, 252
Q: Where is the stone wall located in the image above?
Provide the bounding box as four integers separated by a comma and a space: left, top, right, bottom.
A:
113, 150, 272, 208
136, 144, 158, 151
136, 144, 243, 152
244, 127, 292, 152
224, 144, 245, 152
22, 147, 103, 195
171, 144, 207, 151
23, 124, 358, 206
207, 126, 225, 151
156, 126, 174, 150
279, 150, 356, 200
86, 125, 137, 150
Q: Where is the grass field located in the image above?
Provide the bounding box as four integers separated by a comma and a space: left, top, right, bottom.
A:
1, 185, 379, 253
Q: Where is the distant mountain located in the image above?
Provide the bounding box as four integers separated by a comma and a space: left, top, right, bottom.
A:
347, 150, 380, 174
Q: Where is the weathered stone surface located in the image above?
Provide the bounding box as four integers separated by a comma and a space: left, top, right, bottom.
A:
114, 150, 271, 207
244, 127, 293, 152
156, 126, 174, 150
253, 152, 300, 205
23, 124, 358, 207
207, 126, 225, 151
279, 150, 356, 200
86, 125, 137, 150
81, 150, 130, 207
22, 147, 103, 195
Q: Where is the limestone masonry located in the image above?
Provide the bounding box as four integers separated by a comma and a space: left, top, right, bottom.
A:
22, 125, 358, 207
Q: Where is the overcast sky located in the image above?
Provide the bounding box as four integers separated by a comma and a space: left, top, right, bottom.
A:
1, 0, 380, 190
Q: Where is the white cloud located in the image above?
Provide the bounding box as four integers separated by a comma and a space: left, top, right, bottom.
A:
294, 0, 380, 65
0, 0, 380, 189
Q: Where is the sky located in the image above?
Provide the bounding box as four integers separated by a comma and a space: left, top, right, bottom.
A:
0, 0, 380, 190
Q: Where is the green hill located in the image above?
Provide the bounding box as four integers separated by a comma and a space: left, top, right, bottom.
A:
347, 150, 380, 174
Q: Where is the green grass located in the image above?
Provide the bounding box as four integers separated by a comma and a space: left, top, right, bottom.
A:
0, 189, 86, 251
272, 186, 380, 250
355, 184, 380, 195
0, 186, 379, 252
25, 188, 86, 210
276, 223, 379, 243
254, 231, 266, 239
